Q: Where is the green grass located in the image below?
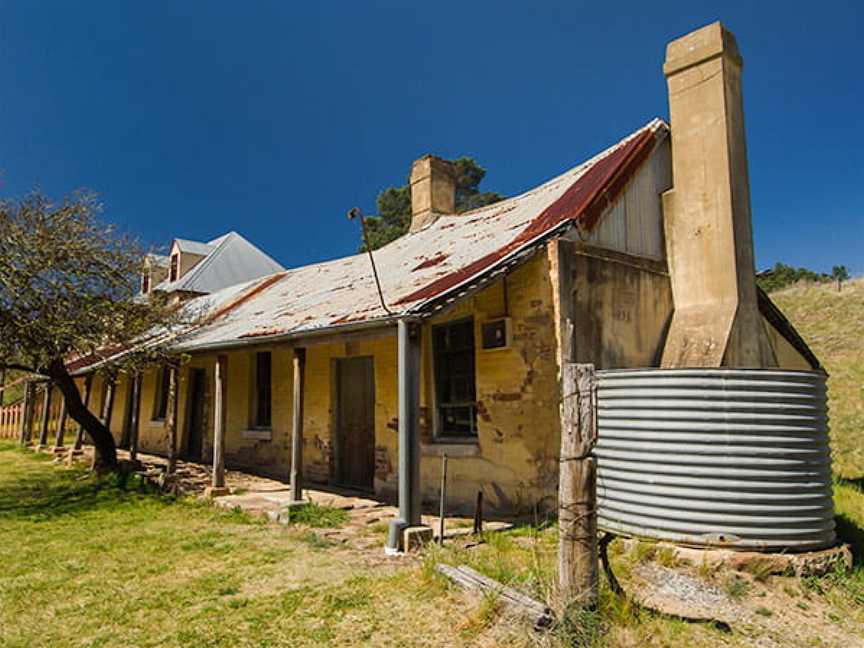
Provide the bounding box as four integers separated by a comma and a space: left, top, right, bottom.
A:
279, 502, 349, 528
0, 442, 528, 647
3, 439, 864, 647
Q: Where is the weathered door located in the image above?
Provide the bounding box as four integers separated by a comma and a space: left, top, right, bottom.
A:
185, 368, 207, 461
336, 356, 375, 490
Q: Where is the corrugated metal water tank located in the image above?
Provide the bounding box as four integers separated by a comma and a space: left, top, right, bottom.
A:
595, 369, 834, 551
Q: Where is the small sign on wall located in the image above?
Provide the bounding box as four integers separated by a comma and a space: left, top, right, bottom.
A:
481, 318, 511, 350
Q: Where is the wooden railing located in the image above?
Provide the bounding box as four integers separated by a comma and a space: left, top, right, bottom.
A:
0, 385, 67, 443
0, 400, 24, 440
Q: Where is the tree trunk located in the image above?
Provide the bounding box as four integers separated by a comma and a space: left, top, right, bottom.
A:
47, 359, 118, 471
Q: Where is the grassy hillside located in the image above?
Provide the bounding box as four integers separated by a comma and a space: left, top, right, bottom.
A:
771, 277, 864, 479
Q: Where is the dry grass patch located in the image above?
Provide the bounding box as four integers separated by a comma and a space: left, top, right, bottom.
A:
770, 277, 864, 479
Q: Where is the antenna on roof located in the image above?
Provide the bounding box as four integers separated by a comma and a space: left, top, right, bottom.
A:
347, 207, 394, 317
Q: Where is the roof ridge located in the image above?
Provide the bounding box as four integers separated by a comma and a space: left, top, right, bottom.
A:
173, 232, 235, 289
404, 118, 667, 229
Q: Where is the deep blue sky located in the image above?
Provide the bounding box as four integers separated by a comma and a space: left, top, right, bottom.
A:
1, 1, 861, 274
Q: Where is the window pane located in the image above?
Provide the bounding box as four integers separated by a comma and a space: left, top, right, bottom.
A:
433, 319, 477, 437
255, 352, 272, 428
155, 367, 170, 420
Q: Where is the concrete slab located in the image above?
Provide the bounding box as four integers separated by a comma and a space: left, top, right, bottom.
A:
618, 538, 853, 578
204, 486, 231, 498
100, 448, 517, 554
403, 526, 434, 552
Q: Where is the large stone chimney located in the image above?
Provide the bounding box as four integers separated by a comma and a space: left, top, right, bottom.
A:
409, 155, 456, 232
660, 22, 776, 368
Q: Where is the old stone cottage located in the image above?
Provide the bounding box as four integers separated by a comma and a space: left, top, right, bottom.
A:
14, 23, 820, 551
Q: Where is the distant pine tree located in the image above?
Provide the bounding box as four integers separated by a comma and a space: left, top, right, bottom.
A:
831, 265, 850, 292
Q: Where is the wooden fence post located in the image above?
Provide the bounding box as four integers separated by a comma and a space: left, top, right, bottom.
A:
558, 362, 598, 609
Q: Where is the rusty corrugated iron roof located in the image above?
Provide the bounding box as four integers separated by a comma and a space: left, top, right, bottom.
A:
168, 119, 667, 351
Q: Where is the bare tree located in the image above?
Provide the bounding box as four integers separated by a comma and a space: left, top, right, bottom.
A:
0, 191, 185, 471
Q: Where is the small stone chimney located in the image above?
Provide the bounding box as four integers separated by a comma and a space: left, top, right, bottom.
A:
660, 22, 776, 368
409, 155, 456, 232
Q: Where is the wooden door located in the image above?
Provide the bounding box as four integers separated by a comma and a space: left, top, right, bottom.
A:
185, 368, 207, 461
336, 357, 375, 490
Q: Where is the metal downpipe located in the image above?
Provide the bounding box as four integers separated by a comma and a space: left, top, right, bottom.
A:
386, 319, 422, 553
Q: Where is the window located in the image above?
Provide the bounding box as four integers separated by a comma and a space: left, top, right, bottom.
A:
169, 254, 179, 282
253, 351, 272, 429
98, 380, 110, 420
152, 366, 171, 420
141, 272, 151, 294
433, 318, 477, 438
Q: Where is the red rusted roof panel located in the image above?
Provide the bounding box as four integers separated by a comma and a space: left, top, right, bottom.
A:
393, 126, 657, 305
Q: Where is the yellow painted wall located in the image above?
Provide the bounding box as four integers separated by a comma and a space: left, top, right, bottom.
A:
108, 375, 130, 443
137, 367, 167, 452
133, 350, 294, 477
90, 374, 111, 427
217, 347, 294, 477
417, 253, 562, 514
297, 253, 562, 516
301, 333, 399, 487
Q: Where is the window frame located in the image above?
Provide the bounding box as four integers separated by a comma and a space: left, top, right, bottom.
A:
151, 366, 171, 421
251, 351, 272, 430
169, 254, 179, 282
431, 317, 478, 441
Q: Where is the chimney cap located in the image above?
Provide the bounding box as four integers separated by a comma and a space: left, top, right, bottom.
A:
664, 21, 742, 77
411, 155, 455, 182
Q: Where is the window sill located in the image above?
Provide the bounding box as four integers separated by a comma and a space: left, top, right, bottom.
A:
421, 441, 480, 458
242, 429, 272, 441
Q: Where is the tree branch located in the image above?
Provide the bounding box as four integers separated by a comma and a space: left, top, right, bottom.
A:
0, 362, 37, 373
